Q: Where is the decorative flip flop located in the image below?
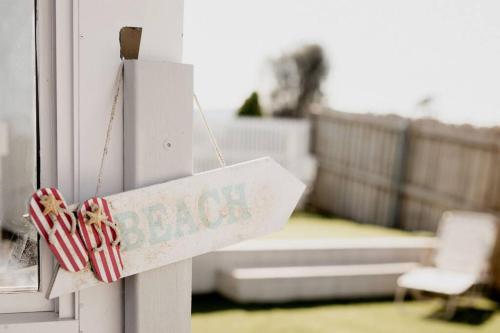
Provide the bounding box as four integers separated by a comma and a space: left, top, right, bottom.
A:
28, 188, 89, 272
77, 197, 123, 283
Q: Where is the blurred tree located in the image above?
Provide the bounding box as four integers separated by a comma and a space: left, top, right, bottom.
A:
271, 44, 329, 118
237, 91, 263, 117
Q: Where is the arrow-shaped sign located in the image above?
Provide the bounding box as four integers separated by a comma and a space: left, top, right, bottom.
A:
47, 157, 305, 298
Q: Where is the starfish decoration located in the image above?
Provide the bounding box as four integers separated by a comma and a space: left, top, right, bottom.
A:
40, 195, 63, 216
85, 205, 107, 230
84, 203, 121, 252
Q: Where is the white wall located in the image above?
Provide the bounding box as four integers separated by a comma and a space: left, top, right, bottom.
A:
56, 0, 185, 331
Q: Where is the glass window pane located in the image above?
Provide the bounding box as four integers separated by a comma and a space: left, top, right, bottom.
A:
0, 0, 38, 292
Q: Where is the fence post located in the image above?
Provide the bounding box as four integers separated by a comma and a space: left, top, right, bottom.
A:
389, 120, 411, 229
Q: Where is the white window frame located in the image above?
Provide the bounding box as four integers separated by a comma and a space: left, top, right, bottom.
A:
0, 0, 78, 329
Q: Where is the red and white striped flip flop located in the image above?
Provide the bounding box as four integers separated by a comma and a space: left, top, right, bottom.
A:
77, 197, 123, 283
28, 188, 89, 272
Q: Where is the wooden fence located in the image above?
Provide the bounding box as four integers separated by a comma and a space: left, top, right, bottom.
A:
310, 110, 500, 291
310, 110, 500, 232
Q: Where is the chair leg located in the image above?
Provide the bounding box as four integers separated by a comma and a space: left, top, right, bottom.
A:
395, 286, 408, 314
410, 289, 424, 300
444, 295, 459, 319
395, 286, 407, 303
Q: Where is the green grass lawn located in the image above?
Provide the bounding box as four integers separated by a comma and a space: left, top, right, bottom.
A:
192, 294, 500, 333
193, 213, 488, 333
265, 212, 431, 239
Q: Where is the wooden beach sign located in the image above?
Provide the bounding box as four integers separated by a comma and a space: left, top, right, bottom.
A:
47, 157, 305, 298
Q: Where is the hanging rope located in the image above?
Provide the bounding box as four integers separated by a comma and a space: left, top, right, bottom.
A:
95, 64, 226, 197
193, 94, 226, 168
95, 62, 124, 197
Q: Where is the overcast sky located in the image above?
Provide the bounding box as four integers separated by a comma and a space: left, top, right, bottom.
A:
184, 0, 500, 126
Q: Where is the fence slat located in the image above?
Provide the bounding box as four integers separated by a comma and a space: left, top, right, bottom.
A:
311, 111, 500, 231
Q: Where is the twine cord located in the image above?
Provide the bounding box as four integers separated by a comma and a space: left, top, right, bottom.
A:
194, 94, 226, 168
95, 65, 226, 195
95, 62, 124, 197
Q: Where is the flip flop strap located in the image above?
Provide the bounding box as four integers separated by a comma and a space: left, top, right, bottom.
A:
91, 218, 121, 253
47, 208, 77, 245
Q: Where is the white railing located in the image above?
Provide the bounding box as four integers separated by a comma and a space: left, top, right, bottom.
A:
193, 116, 317, 207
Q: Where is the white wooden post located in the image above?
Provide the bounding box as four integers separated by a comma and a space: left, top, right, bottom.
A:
123, 60, 193, 333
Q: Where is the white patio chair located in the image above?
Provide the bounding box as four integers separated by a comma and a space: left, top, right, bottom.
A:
395, 211, 498, 318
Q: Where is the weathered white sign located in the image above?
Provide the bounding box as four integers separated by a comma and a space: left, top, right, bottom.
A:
48, 157, 305, 298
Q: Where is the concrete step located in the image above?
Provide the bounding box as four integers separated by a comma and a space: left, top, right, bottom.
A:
193, 237, 436, 293
216, 262, 419, 303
